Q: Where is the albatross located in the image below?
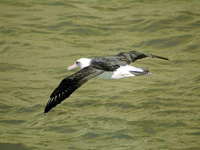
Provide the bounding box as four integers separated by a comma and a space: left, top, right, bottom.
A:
44, 51, 169, 113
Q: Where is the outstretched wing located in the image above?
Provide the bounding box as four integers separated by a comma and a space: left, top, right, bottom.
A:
116, 51, 169, 63
91, 51, 169, 72
44, 66, 103, 113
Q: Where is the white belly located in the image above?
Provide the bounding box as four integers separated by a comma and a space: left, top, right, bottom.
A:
97, 65, 147, 79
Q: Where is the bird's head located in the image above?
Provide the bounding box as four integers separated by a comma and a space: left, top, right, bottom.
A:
67, 58, 91, 71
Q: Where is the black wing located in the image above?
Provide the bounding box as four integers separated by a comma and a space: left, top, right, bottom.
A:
116, 51, 169, 63
90, 51, 169, 72
44, 66, 103, 113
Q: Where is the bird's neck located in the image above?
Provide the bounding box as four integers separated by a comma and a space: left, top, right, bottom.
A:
79, 58, 92, 69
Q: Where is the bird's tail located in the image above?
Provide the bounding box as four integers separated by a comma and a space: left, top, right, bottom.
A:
129, 67, 152, 76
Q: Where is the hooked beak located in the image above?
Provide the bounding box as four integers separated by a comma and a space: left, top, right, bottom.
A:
67, 63, 77, 71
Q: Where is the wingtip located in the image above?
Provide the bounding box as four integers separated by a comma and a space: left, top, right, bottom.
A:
44, 109, 48, 114
154, 55, 170, 61
162, 57, 170, 61
163, 57, 170, 61
44, 106, 49, 114
44, 98, 52, 114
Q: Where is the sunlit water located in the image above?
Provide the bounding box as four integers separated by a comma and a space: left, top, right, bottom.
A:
0, 0, 200, 150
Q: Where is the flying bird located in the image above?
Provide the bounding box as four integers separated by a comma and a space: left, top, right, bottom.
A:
44, 51, 169, 113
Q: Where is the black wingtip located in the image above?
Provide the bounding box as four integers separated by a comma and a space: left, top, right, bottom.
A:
44, 109, 48, 114
44, 98, 52, 114
44, 106, 49, 114
151, 55, 170, 61
161, 57, 170, 61
161, 56, 170, 61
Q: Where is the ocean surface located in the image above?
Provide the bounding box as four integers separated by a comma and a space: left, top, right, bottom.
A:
0, 0, 200, 150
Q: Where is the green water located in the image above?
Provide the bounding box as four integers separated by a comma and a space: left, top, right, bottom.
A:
0, 0, 200, 150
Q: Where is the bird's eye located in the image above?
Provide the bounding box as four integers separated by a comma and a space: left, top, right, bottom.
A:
76, 61, 79, 64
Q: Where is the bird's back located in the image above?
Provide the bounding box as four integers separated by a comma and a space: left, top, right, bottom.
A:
91, 56, 129, 71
